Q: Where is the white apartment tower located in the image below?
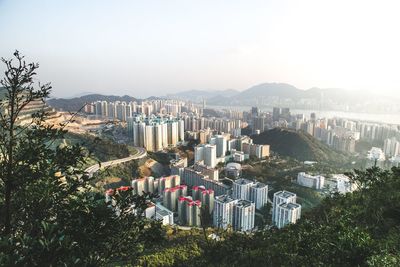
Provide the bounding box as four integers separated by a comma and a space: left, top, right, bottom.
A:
250, 182, 269, 209
232, 178, 253, 201
213, 195, 238, 229
194, 144, 217, 168
272, 191, 297, 224
233, 200, 255, 232
232, 179, 268, 210
275, 202, 301, 229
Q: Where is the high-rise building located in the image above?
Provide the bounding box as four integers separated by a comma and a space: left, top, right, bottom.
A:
233, 200, 255, 232
213, 195, 238, 229
232, 178, 253, 200
272, 107, 281, 121
215, 135, 227, 157
192, 186, 215, 214
213, 195, 256, 232
383, 137, 400, 157
272, 191, 297, 224
232, 179, 268, 210
249, 182, 268, 209
194, 144, 217, 168
163, 185, 187, 212
127, 115, 184, 151
275, 202, 301, 229
178, 196, 202, 227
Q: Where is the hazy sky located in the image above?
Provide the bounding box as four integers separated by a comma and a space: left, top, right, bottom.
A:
1, 0, 399, 98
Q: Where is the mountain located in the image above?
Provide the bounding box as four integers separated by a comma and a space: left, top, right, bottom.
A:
252, 127, 347, 162
47, 94, 139, 112
236, 83, 302, 99
165, 89, 239, 102
203, 82, 397, 113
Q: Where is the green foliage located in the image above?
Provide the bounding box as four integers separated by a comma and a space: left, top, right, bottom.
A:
65, 132, 130, 162
0, 51, 163, 266
252, 127, 348, 162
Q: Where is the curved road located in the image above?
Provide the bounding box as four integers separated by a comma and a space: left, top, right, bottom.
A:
85, 147, 147, 177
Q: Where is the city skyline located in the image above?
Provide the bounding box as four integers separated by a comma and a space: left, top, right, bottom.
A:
1, 0, 400, 98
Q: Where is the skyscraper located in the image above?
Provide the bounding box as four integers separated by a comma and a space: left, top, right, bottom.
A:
233, 200, 255, 232
213, 195, 238, 229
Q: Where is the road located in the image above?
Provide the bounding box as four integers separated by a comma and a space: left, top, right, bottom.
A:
85, 147, 147, 177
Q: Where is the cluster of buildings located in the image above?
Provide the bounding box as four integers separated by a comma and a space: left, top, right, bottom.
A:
86, 99, 201, 120
109, 175, 216, 227
212, 178, 268, 232
193, 134, 270, 170
213, 195, 255, 232
245, 106, 400, 155
296, 172, 357, 194
127, 115, 184, 152
181, 114, 243, 135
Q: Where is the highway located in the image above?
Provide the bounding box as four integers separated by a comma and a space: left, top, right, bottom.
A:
85, 147, 147, 177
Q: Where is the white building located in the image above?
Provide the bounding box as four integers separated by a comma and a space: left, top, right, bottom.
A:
213, 195, 238, 229
127, 115, 184, 152
232, 179, 268, 210
194, 144, 217, 168
272, 191, 297, 224
250, 182, 269, 209
275, 202, 301, 229
328, 174, 357, 194
384, 138, 400, 157
297, 172, 325, 190
155, 203, 174, 225
233, 200, 255, 232
232, 178, 253, 201
366, 147, 386, 168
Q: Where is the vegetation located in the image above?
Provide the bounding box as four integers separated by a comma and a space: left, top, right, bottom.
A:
252, 127, 349, 162
64, 132, 130, 162
0, 52, 163, 265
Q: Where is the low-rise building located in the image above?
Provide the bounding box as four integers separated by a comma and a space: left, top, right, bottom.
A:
297, 172, 325, 189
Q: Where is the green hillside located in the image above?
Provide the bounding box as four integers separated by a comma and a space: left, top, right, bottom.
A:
252, 127, 347, 162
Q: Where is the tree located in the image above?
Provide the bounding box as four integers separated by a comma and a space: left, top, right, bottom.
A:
0, 51, 163, 265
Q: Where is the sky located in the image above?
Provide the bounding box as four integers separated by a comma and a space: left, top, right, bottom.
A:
1, 0, 400, 98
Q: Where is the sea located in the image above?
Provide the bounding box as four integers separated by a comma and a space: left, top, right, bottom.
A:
208, 105, 400, 125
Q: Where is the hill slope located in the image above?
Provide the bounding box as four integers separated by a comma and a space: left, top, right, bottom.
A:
47, 94, 139, 111
252, 128, 346, 162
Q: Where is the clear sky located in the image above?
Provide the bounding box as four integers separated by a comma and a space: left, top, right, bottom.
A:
1, 0, 399, 98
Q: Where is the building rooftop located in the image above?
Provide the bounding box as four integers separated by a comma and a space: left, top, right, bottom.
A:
234, 178, 253, 185
235, 199, 254, 208
252, 182, 267, 189
226, 162, 242, 170
275, 190, 296, 198
279, 202, 301, 210
215, 194, 237, 203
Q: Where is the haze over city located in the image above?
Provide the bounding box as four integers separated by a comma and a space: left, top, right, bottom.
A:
1, 0, 400, 98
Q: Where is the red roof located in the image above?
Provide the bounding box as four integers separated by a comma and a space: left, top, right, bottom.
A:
117, 186, 131, 192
